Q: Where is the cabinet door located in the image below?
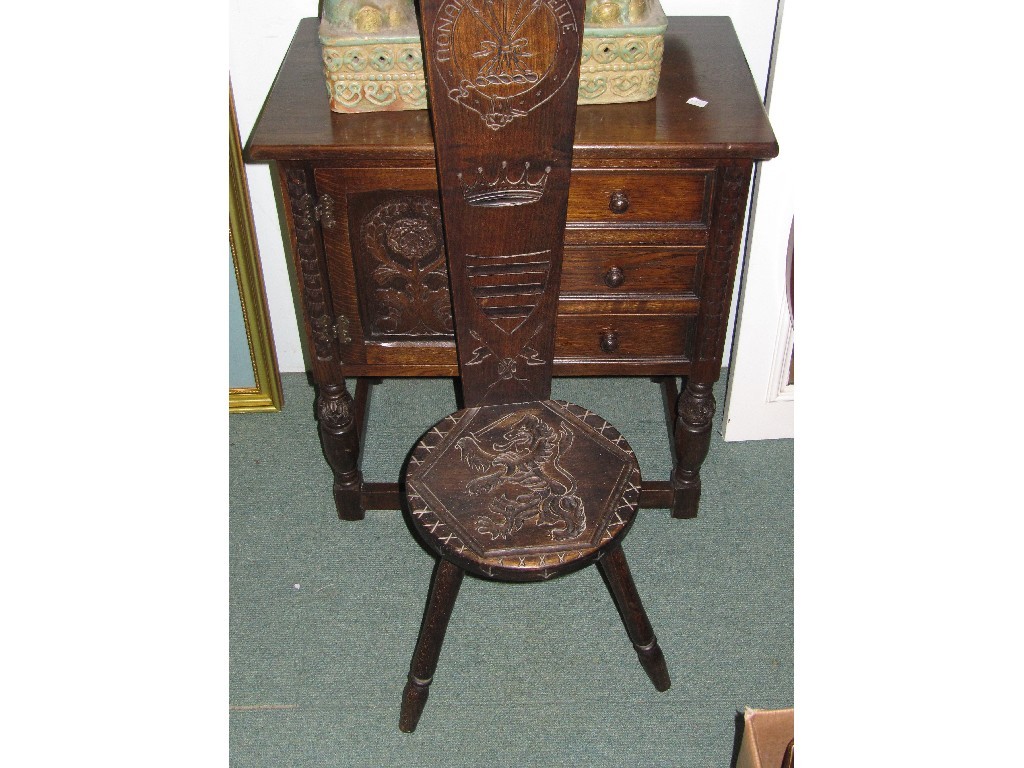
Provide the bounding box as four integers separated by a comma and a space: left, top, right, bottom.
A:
314, 167, 458, 373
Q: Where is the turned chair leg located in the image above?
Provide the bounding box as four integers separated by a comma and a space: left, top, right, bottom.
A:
399, 558, 465, 733
598, 543, 671, 692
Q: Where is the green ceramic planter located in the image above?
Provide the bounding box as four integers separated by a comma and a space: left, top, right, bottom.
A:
319, 0, 667, 113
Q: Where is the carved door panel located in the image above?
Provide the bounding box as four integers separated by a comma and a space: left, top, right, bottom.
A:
348, 192, 451, 341
314, 167, 456, 369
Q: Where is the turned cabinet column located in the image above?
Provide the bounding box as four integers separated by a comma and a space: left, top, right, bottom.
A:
670, 379, 715, 518
671, 163, 752, 519
280, 162, 364, 520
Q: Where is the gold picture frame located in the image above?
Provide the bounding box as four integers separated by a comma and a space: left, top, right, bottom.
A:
230, 84, 283, 412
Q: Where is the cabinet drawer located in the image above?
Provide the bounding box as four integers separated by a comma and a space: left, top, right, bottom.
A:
566, 169, 714, 227
561, 246, 701, 296
554, 314, 694, 360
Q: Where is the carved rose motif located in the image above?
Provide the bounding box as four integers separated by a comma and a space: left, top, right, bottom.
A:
317, 390, 354, 430
496, 357, 518, 380
386, 217, 437, 258
678, 392, 716, 426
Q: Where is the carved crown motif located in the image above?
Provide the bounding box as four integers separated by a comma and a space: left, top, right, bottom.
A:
458, 161, 551, 207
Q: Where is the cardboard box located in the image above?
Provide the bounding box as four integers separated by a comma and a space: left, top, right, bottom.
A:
736, 707, 794, 768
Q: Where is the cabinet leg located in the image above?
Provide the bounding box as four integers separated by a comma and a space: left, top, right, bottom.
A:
316, 382, 364, 520
670, 379, 716, 519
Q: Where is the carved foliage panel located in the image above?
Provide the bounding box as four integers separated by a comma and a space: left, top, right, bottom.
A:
347, 191, 454, 339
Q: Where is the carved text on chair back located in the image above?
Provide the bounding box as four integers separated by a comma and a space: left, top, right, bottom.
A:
418, 0, 585, 406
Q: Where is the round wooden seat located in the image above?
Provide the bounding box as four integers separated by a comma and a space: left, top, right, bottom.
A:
405, 399, 642, 582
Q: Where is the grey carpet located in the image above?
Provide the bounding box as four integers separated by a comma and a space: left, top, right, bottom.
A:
230, 373, 792, 767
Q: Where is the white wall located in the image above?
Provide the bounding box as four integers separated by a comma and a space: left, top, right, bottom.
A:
230, 0, 779, 372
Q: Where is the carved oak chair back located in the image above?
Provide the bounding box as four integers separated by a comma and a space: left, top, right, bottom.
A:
396, 0, 670, 733
419, 0, 584, 406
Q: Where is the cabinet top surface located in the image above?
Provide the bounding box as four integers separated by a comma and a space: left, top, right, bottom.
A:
247, 16, 777, 162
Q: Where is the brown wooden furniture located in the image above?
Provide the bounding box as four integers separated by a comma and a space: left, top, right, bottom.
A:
247, 16, 777, 520
398, 0, 668, 732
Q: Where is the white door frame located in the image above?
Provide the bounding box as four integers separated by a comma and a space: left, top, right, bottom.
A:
722, 0, 794, 442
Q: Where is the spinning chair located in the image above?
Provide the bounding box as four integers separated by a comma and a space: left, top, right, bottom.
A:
399, 0, 670, 732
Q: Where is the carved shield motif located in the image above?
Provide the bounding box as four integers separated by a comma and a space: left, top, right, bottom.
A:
465, 249, 551, 333
430, 0, 582, 130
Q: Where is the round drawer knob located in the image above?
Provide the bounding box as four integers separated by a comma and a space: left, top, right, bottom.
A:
609, 190, 630, 214
599, 330, 620, 353
604, 266, 625, 288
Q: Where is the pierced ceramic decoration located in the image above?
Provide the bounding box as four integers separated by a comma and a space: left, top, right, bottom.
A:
319, 0, 427, 112
319, 0, 667, 113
